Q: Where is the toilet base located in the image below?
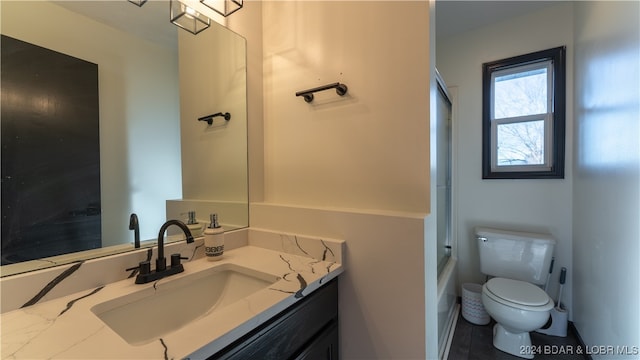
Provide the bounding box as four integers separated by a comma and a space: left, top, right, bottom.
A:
493, 323, 534, 359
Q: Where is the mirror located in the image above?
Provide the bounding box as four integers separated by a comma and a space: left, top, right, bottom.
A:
0, 0, 248, 276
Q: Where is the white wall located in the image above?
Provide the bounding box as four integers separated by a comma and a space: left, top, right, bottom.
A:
178, 23, 248, 210
1, 1, 182, 245
252, 204, 429, 359
254, 1, 435, 358
436, 3, 575, 315
573, 1, 640, 356
261, 1, 431, 213
226, 2, 265, 204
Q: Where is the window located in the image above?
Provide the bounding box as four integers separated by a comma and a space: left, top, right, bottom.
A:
482, 46, 566, 179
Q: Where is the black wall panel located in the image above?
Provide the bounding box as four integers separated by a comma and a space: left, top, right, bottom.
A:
1, 35, 101, 265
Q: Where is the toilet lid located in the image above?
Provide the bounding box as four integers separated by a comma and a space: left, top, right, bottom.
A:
485, 278, 550, 307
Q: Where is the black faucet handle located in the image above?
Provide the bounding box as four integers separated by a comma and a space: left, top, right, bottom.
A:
138, 261, 151, 275
170, 253, 189, 268
125, 260, 151, 275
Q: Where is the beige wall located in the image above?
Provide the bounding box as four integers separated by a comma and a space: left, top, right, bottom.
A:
260, 2, 433, 358
178, 25, 248, 203
229, 1, 435, 358
573, 1, 640, 355
1, 1, 182, 245
437, 3, 575, 317
226, 1, 265, 204
251, 204, 429, 359
261, 1, 431, 213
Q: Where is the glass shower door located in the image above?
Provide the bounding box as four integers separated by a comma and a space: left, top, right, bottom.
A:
436, 75, 453, 276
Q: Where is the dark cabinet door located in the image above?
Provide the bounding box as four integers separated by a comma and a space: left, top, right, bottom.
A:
294, 322, 339, 360
210, 279, 339, 360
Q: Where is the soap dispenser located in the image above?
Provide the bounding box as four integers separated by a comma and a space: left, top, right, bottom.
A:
204, 213, 224, 261
185, 210, 204, 237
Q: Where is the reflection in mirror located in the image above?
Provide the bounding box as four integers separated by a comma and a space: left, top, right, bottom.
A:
0, 0, 248, 276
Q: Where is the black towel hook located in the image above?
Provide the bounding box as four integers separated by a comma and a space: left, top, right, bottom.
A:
296, 82, 348, 103
198, 112, 231, 125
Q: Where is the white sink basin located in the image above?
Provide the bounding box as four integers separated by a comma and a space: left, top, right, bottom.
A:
91, 263, 279, 345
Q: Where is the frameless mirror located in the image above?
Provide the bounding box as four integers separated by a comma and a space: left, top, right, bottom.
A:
0, 0, 248, 276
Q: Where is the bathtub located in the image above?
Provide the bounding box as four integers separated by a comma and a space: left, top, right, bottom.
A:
437, 256, 459, 359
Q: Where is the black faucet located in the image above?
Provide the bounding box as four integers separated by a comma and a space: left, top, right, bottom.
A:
155, 219, 194, 271
129, 213, 140, 248
132, 219, 194, 284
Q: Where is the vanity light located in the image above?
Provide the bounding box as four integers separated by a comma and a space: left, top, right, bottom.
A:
127, 0, 147, 6
200, 0, 243, 17
170, 0, 211, 35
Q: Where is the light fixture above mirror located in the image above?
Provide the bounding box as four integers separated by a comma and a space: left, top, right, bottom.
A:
128, 0, 147, 7
127, 0, 244, 35
201, 0, 243, 17
170, 0, 211, 35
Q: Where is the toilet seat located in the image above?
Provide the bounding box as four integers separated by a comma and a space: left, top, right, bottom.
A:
484, 278, 553, 311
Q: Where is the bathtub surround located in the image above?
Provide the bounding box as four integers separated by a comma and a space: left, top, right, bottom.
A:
0, 229, 344, 359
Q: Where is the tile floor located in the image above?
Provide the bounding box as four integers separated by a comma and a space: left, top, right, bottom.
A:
447, 311, 588, 360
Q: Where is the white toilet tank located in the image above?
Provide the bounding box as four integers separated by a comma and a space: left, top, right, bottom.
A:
476, 227, 556, 285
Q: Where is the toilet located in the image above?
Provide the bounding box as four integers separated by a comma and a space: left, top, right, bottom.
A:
476, 227, 556, 359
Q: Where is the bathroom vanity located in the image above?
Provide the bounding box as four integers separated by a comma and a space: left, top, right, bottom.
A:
0, 230, 344, 359
211, 278, 338, 359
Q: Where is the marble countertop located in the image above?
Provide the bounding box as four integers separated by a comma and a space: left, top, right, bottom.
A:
1, 240, 344, 359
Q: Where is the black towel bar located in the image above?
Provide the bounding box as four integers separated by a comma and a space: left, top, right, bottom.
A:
296, 82, 348, 103
198, 112, 231, 125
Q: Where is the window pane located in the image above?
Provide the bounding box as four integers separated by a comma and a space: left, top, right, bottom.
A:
497, 120, 545, 165
483, 46, 565, 179
494, 67, 547, 119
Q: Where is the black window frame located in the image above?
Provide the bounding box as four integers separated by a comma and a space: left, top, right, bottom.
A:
482, 46, 566, 179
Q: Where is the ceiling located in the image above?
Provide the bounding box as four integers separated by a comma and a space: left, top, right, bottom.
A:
52, 0, 177, 49
52, 1, 560, 50
436, 1, 562, 39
